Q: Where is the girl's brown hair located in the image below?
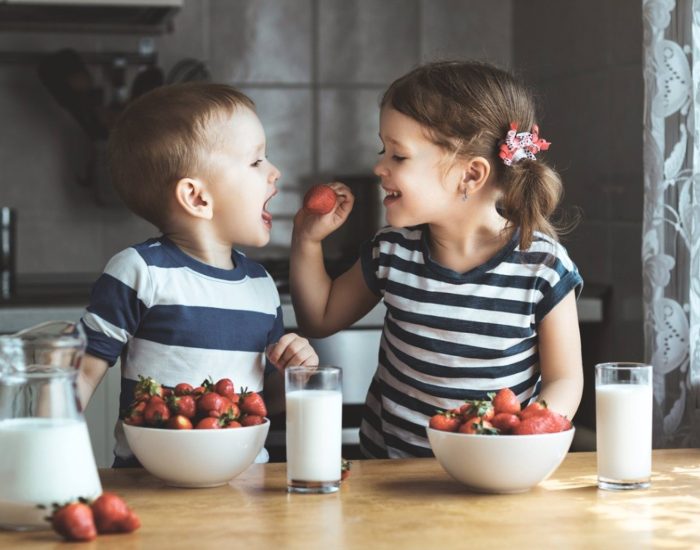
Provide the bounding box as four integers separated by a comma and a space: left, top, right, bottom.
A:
381, 60, 563, 250
108, 82, 255, 229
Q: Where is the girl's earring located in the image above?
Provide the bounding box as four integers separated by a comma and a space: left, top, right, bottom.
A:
462, 190, 469, 202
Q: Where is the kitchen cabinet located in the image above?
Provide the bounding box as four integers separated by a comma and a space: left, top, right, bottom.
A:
1, 449, 698, 548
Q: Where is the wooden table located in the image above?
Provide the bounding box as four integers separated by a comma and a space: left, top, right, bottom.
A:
2, 449, 700, 549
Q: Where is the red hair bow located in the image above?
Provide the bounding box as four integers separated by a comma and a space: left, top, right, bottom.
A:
498, 122, 551, 166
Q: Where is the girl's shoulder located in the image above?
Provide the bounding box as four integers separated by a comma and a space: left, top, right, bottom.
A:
520, 231, 577, 268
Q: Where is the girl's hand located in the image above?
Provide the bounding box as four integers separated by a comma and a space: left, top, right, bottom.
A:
266, 333, 319, 371
293, 182, 354, 243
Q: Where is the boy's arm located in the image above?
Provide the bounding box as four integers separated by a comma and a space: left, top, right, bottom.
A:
77, 353, 109, 409
536, 291, 584, 419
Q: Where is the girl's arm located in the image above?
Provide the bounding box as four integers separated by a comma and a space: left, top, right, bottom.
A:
290, 183, 380, 338
536, 290, 584, 420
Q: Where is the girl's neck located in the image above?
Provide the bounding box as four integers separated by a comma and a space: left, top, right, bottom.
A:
164, 228, 236, 270
427, 209, 512, 274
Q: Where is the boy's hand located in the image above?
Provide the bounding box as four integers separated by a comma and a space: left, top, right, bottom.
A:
266, 333, 319, 371
293, 182, 354, 243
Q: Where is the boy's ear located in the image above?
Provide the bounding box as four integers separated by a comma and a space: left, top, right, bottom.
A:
174, 177, 213, 220
459, 156, 491, 196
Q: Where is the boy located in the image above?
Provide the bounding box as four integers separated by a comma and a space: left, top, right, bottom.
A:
78, 82, 318, 466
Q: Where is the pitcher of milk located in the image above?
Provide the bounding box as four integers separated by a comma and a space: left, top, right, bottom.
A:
0, 321, 102, 530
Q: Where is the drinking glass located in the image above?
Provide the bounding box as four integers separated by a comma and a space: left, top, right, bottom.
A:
285, 366, 342, 494
595, 362, 653, 490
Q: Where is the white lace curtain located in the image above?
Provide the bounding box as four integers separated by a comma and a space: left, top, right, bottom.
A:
643, 0, 700, 447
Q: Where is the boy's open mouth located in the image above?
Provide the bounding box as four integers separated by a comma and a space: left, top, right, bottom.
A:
383, 188, 402, 206
262, 195, 275, 228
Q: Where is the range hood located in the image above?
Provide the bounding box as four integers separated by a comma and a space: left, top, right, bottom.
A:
0, 0, 182, 34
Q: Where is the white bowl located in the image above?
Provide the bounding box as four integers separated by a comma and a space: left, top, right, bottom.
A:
427, 426, 575, 494
124, 420, 270, 488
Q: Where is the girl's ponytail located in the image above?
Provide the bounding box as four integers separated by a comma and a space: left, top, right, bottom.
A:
499, 159, 562, 250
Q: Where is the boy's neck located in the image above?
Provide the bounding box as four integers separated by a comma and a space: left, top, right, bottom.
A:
164, 231, 236, 270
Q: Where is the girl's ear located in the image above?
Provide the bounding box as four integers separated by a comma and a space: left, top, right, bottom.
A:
460, 156, 491, 196
174, 177, 213, 220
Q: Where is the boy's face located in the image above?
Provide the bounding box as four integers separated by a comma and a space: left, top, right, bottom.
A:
204, 107, 280, 247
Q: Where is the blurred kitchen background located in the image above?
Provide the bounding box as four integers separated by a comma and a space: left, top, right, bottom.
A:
0, 0, 642, 463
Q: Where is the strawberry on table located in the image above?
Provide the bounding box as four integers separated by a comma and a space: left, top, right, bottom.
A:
49, 501, 97, 542
91, 492, 141, 534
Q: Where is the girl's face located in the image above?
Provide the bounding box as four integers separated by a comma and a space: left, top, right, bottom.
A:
373, 108, 462, 228
204, 107, 280, 247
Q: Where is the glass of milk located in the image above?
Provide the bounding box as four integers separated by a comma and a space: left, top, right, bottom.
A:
285, 366, 342, 494
595, 362, 653, 490
0, 321, 102, 530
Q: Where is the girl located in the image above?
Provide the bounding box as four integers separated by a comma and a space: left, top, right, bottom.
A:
290, 60, 583, 458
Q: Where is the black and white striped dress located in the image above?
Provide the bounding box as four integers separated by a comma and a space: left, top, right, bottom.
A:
358, 225, 583, 458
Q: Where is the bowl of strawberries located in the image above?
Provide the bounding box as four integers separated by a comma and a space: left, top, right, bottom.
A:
122, 376, 270, 488
427, 388, 575, 494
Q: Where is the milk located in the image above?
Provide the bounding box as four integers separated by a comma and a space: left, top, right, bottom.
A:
286, 390, 343, 482
596, 383, 653, 482
0, 417, 102, 529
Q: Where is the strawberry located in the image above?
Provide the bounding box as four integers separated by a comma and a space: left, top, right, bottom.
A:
166, 415, 193, 429
49, 501, 97, 542
174, 382, 194, 396
115, 510, 141, 533
224, 420, 242, 428
241, 414, 264, 426
491, 412, 521, 434
428, 410, 461, 432
133, 375, 163, 401
123, 400, 146, 426
195, 416, 222, 429
168, 394, 196, 419
303, 184, 337, 215
91, 493, 140, 534
239, 388, 267, 417
197, 391, 227, 416
513, 411, 560, 434
91, 492, 129, 534
519, 400, 548, 419
492, 388, 521, 415
214, 377, 236, 399
143, 397, 170, 426
341, 458, 352, 481
458, 417, 497, 435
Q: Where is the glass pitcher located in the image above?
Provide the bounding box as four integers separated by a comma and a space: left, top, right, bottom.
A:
0, 321, 102, 531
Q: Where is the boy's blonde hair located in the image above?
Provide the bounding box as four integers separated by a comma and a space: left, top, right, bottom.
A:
381, 60, 563, 251
108, 82, 255, 229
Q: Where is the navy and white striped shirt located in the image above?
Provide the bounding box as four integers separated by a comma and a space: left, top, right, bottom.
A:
81, 237, 284, 460
358, 225, 583, 458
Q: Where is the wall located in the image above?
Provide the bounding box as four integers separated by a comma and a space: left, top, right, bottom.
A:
0, 0, 512, 274
512, 0, 645, 425
1, 0, 645, 395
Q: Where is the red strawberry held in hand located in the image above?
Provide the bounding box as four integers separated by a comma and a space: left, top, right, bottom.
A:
303, 184, 337, 215
49, 501, 97, 542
